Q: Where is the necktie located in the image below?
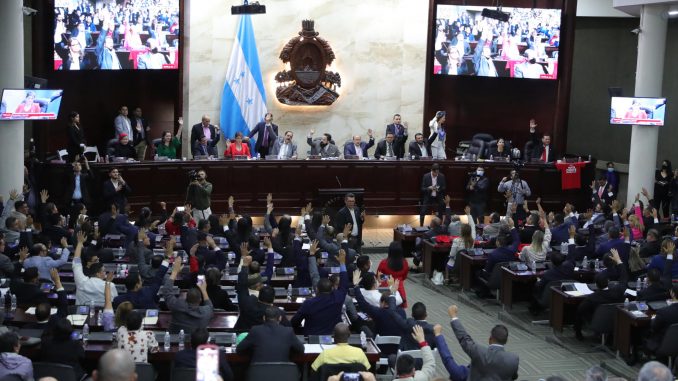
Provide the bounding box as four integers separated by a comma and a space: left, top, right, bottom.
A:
263, 125, 269, 147
541, 146, 547, 162
201, 145, 207, 155
387, 143, 393, 157
395, 125, 399, 135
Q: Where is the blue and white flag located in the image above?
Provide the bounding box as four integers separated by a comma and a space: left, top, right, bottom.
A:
220, 15, 267, 142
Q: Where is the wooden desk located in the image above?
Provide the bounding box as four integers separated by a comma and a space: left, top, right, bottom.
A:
549, 286, 585, 333
614, 305, 651, 358
422, 240, 450, 278
500, 266, 539, 310
393, 228, 426, 257
458, 252, 487, 291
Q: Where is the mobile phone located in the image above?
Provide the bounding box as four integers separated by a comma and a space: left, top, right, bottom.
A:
196, 344, 220, 381
342, 373, 362, 381
177, 206, 185, 212
197, 275, 205, 285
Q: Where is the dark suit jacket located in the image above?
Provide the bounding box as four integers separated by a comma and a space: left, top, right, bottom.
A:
291, 270, 349, 335
385, 124, 408, 158
66, 124, 85, 160
421, 172, 447, 200
236, 321, 305, 362
649, 303, 678, 351
233, 267, 291, 330
374, 140, 402, 160
112, 143, 136, 159
334, 206, 364, 241
190, 123, 221, 147
355, 287, 404, 337
102, 180, 131, 212
529, 131, 557, 162
10, 280, 49, 308
534, 260, 575, 295
192, 141, 218, 157
577, 263, 629, 323
130, 116, 151, 145
408, 136, 436, 158
248, 122, 279, 151
206, 285, 237, 311
64, 169, 94, 206
343, 138, 374, 158
519, 225, 539, 244
451, 319, 519, 381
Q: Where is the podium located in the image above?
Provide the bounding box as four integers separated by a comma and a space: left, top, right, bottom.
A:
316, 188, 364, 218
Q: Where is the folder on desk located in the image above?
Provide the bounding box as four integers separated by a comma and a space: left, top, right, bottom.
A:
143, 309, 159, 325
66, 314, 87, 326
562, 282, 594, 296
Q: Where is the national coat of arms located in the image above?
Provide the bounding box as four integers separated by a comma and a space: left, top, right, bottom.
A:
274, 20, 341, 106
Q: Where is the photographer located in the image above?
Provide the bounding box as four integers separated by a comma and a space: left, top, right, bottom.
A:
497, 169, 531, 222
466, 166, 489, 224
185, 169, 213, 220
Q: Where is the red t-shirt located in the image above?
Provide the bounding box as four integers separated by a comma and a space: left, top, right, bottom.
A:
555, 162, 586, 190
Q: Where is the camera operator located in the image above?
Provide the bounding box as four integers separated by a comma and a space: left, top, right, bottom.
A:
497, 169, 531, 222
466, 166, 489, 224
186, 169, 213, 220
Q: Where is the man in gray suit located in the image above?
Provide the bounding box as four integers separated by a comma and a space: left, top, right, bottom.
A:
448, 304, 519, 381
114, 106, 132, 143
307, 130, 340, 158
270, 130, 298, 159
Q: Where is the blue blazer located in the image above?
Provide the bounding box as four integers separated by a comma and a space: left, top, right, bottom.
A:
343, 138, 374, 158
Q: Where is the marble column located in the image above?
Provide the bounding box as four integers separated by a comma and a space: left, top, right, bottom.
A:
0, 0, 25, 198
626, 4, 667, 208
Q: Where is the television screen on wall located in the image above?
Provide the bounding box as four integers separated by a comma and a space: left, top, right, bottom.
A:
0, 89, 63, 120
53, 0, 180, 70
433, 4, 562, 79
610, 97, 666, 126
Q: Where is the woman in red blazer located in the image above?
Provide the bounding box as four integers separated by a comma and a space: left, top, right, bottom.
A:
224, 131, 251, 158
377, 241, 409, 307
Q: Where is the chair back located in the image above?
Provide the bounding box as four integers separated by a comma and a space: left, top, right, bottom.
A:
396, 348, 438, 370
590, 304, 617, 335
107, 138, 118, 157
467, 139, 486, 159
539, 280, 567, 308
170, 365, 196, 381
656, 323, 678, 357
33, 362, 77, 381
487, 261, 510, 290
83, 146, 100, 162
523, 141, 535, 161
375, 335, 402, 357
135, 362, 156, 381
472, 133, 494, 143
314, 363, 366, 381
247, 362, 299, 381
57, 149, 69, 162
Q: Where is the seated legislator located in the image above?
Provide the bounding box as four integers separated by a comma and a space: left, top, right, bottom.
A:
311, 322, 370, 373
112, 133, 137, 159
344, 130, 374, 158
307, 130, 340, 158
192, 134, 218, 157
271, 130, 298, 159
489, 138, 510, 159
374, 132, 400, 160
291, 250, 349, 335
529, 119, 557, 163
408, 133, 435, 159
72, 231, 119, 306
156, 129, 183, 159
160, 257, 214, 333
236, 306, 305, 363
224, 131, 251, 158
175, 328, 234, 380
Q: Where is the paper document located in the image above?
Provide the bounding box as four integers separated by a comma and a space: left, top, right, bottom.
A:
25, 307, 58, 315
304, 344, 323, 353
625, 289, 637, 297
565, 282, 593, 296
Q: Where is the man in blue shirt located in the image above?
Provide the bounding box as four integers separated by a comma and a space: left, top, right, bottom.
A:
291, 249, 348, 335
23, 239, 70, 281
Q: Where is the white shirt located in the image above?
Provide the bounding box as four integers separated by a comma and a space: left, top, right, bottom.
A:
348, 208, 359, 236
354, 144, 363, 158
419, 143, 428, 157
431, 174, 438, 197
361, 289, 403, 307
73, 258, 118, 306
278, 142, 289, 159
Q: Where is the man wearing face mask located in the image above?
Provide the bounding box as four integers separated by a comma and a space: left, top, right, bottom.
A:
605, 162, 619, 199
466, 166, 489, 224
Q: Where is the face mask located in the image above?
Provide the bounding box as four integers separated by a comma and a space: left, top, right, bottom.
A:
476, 170, 484, 176
607, 167, 614, 172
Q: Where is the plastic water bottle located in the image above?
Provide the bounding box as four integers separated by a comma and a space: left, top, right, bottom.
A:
118, 246, 123, 258
594, 259, 600, 271
489, 154, 493, 161
287, 284, 293, 301
360, 331, 367, 349
530, 260, 536, 273
624, 298, 630, 309
581, 256, 588, 270
257, 153, 261, 160
116, 263, 122, 276
637, 278, 642, 291
164, 331, 171, 351
643, 277, 648, 290
97, 310, 102, 326
311, 287, 316, 298
178, 329, 185, 350
230, 332, 237, 350
10, 294, 16, 313
561, 242, 568, 255
89, 301, 95, 325
82, 323, 89, 345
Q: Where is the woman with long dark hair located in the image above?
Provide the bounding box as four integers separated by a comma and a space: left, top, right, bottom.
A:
40, 318, 86, 380
66, 111, 85, 162
377, 241, 410, 307
655, 159, 674, 219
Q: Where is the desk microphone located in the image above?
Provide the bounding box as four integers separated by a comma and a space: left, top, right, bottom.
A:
336, 176, 342, 188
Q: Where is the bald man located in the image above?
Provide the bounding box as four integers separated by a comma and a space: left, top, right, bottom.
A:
92, 349, 137, 381
311, 323, 370, 371
343, 130, 374, 159
190, 115, 221, 152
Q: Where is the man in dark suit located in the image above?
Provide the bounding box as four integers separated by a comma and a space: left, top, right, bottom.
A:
247, 113, 278, 158
419, 163, 447, 227
130, 107, 151, 161
191, 135, 218, 157
98, 203, 138, 248
647, 284, 678, 353
408, 133, 435, 159
234, 256, 291, 330
333, 193, 365, 252
529, 118, 557, 163
574, 248, 628, 340
102, 168, 131, 213
374, 133, 401, 160
354, 276, 404, 337
449, 304, 520, 381
174, 328, 234, 380
637, 268, 670, 302
10, 267, 50, 308
236, 306, 305, 362
529, 250, 574, 314
190, 115, 221, 150
64, 160, 93, 209
385, 114, 408, 159
343, 130, 374, 158
391, 302, 437, 351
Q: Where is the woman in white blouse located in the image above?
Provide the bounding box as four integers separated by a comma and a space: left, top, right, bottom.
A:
520, 212, 551, 263
447, 223, 475, 282
116, 310, 159, 363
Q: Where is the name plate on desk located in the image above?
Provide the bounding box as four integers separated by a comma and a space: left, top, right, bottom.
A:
382, 156, 398, 161
344, 155, 360, 160
233, 155, 249, 160
307, 155, 322, 160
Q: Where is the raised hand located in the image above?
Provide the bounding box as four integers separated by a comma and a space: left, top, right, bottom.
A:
239, 242, 249, 258
568, 224, 576, 238
76, 230, 87, 244
322, 214, 331, 226
263, 236, 272, 249
444, 195, 451, 206
306, 202, 313, 215
610, 248, 621, 264
343, 223, 352, 238
352, 269, 362, 285
172, 255, 183, 273
309, 240, 319, 256
464, 205, 471, 215
338, 249, 346, 265
266, 193, 272, 204
529, 118, 537, 130
433, 324, 443, 336
411, 325, 425, 343
60, 237, 68, 248
367, 129, 373, 137
18, 247, 29, 263
242, 255, 253, 267
39, 189, 49, 203
266, 203, 274, 215
228, 196, 234, 208
271, 227, 279, 239
448, 304, 458, 318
